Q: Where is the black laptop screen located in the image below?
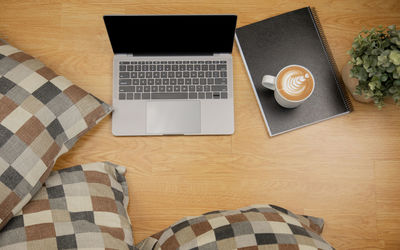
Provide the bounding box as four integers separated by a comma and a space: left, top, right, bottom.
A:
103, 15, 237, 55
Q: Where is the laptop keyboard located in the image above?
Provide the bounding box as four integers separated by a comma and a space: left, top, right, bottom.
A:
118, 60, 228, 100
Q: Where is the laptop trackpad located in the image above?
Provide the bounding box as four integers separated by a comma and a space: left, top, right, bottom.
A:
146, 101, 201, 134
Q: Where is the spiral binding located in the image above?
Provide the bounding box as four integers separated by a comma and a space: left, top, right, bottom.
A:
309, 7, 353, 111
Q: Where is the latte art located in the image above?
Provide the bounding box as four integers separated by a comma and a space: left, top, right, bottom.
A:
281, 72, 310, 96
276, 66, 314, 101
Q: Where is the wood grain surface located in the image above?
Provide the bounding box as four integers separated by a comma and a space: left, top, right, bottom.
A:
1, 0, 399, 249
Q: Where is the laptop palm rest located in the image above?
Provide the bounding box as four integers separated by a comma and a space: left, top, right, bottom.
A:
146, 101, 201, 134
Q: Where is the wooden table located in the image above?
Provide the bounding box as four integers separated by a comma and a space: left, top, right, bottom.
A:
1, 0, 399, 248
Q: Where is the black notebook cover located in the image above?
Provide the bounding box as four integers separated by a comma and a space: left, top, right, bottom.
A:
235, 7, 352, 136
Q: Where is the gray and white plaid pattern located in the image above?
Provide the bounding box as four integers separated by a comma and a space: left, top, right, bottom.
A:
0, 39, 112, 229
137, 204, 333, 250
0, 162, 133, 250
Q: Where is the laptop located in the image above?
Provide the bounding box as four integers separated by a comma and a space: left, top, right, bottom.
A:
103, 15, 237, 136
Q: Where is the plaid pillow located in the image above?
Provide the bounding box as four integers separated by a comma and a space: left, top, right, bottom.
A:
136, 205, 333, 250
0, 162, 133, 250
0, 39, 112, 229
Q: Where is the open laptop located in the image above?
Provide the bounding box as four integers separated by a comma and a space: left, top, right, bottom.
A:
103, 15, 237, 136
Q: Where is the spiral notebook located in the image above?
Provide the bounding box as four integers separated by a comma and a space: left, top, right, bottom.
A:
235, 7, 352, 136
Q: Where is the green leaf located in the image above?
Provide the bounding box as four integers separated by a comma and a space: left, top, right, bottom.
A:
369, 82, 376, 90
389, 50, 400, 65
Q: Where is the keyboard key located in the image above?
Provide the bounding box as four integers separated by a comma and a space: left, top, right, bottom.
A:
161, 72, 167, 78
178, 79, 184, 85
135, 65, 141, 71
213, 92, 220, 99
119, 72, 130, 78
187, 65, 193, 71
189, 92, 197, 99
136, 86, 143, 92
131, 72, 138, 78
159, 86, 166, 92
127, 65, 134, 71
119, 79, 131, 85
176, 72, 183, 78
166, 86, 173, 92
142, 93, 150, 99
207, 78, 214, 84
179, 65, 186, 71
189, 86, 195, 92
191, 72, 197, 78
213, 71, 220, 77
155, 79, 162, 85
154, 72, 160, 78
138, 72, 145, 78
206, 71, 212, 77
204, 86, 211, 91
142, 65, 149, 71
206, 92, 212, 99
221, 92, 228, 99
165, 65, 171, 71
217, 64, 227, 70
196, 86, 203, 92
185, 79, 192, 85
140, 79, 147, 85
157, 65, 163, 71
151, 86, 158, 92
168, 72, 175, 78
150, 65, 156, 71
119, 93, 126, 100
209, 65, 215, 70
134, 93, 141, 99
200, 78, 206, 85
181, 86, 188, 92
221, 71, 227, 77
163, 79, 170, 85
202, 65, 208, 71
144, 86, 150, 92
193, 79, 199, 85
215, 78, 227, 84
174, 86, 180, 92
119, 65, 127, 71
127, 93, 133, 100
146, 72, 152, 78
198, 92, 205, 99
121, 61, 130, 64
194, 65, 201, 71
170, 79, 177, 85
120, 86, 135, 92
183, 72, 190, 78
133, 79, 139, 85
212, 85, 227, 91
151, 93, 188, 99
198, 72, 204, 78
172, 65, 178, 71
148, 79, 155, 85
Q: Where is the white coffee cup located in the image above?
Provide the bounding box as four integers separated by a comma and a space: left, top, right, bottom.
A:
262, 65, 315, 108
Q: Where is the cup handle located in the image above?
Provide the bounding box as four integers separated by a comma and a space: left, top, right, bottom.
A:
262, 75, 276, 90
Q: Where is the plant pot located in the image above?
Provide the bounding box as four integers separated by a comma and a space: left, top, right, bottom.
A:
341, 63, 373, 103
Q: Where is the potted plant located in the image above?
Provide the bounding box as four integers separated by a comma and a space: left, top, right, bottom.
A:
342, 25, 400, 108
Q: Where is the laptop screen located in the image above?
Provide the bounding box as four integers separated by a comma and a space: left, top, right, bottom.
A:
104, 15, 237, 55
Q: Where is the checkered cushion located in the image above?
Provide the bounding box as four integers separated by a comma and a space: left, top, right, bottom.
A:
0, 162, 133, 249
136, 205, 333, 250
0, 39, 112, 230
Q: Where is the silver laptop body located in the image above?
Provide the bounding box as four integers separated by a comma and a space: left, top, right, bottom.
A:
104, 15, 237, 136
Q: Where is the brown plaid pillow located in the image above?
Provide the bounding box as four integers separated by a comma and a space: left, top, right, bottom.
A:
0, 39, 112, 230
136, 205, 333, 250
0, 162, 133, 249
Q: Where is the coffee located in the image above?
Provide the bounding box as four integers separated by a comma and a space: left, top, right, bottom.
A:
276, 65, 314, 101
